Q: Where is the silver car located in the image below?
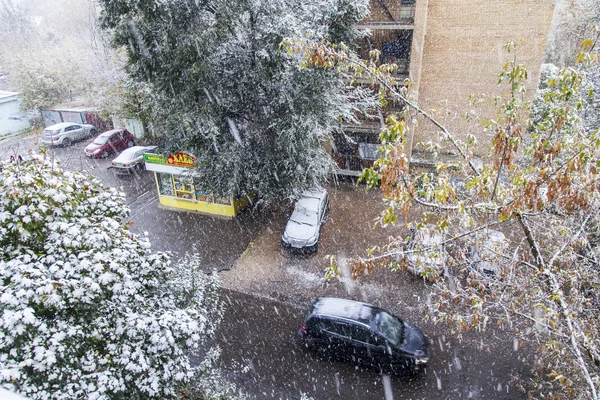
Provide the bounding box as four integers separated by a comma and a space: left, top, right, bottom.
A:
110, 145, 158, 175
281, 188, 329, 254
40, 122, 96, 147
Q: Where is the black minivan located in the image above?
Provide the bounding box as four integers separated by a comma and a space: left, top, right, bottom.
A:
298, 297, 430, 372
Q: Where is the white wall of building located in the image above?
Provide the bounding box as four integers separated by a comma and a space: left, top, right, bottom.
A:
0, 91, 31, 138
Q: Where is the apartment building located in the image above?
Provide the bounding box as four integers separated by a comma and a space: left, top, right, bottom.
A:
334, 0, 555, 174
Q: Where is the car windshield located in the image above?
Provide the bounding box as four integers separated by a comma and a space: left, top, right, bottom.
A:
290, 197, 320, 225
375, 310, 404, 346
290, 205, 318, 225
93, 135, 110, 145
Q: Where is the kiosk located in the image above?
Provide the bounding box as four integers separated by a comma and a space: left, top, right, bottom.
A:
144, 151, 247, 218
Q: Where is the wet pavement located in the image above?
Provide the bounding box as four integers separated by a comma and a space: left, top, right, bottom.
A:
218, 181, 532, 399
218, 289, 530, 400
220, 181, 434, 329
1, 132, 532, 399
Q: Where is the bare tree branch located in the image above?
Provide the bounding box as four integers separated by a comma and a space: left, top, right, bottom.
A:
544, 268, 598, 400
548, 214, 592, 267
358, 220, 506, 263
519, 214, 598, 400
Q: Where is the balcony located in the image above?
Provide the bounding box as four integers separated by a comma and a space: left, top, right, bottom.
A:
358, 4, 415, 29
331, 129, 384, 176
335, 1, 415, 176
355, 20, 413, 77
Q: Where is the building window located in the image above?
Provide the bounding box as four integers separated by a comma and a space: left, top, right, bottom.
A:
381, 31, 412, 63
193, 177, 213, 202
356, 30, 412, 75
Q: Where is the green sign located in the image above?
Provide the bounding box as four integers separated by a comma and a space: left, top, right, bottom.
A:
143, 153, 166, 164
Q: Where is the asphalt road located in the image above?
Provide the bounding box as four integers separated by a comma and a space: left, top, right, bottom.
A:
218, 289, 530, 400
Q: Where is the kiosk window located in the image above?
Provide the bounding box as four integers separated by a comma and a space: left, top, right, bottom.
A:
157, 173, 174, 196
173, 175, 194, 200
193, 177, 213, 202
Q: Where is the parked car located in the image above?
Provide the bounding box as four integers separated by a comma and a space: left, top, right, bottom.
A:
404, 227, 446, 281
84, 129, 137, 159
281, 188, 329, 254
110, 145, 158, 175
467, 229, 508, 276
298, 297, 430, 373
41, 122, 97, 147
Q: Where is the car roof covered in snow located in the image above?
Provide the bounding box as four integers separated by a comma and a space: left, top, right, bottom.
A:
300, 187, 327, 200
44, 122, 76, 130
294, 188, 327, 213
309, 297, 376, 325
97, 128, 126, 138
114, 146, 157, 161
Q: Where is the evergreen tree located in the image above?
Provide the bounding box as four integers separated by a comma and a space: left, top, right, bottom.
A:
98, 0, 375, 203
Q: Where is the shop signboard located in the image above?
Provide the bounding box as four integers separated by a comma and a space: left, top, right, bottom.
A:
144, 152, 196, 168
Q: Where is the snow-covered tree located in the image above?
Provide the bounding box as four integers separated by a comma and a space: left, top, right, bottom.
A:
545, 0, 599, 66
0, 0, 127, 113
98, 0, 376, 204
287, 34, 600, 398
533, 59, 600, 135
0, 153, 234, 399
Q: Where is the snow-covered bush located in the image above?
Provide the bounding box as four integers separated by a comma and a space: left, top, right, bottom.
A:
0, 154, 226, 399
538, 63, 559, 89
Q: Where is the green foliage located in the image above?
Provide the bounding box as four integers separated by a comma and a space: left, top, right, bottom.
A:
357, 167, 380, 187
98, 0, 375, 204
323, 255, 342, 281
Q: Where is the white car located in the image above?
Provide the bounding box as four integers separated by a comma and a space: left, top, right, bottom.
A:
40, 122, 97, 147
281, 188, 329, 254
404, 227, 446, 281
110, 145, 158, 175
467, 229, 508, 276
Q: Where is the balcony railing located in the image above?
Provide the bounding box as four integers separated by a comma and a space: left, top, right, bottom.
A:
333, 155, 372, 176
358, 5, 415, 28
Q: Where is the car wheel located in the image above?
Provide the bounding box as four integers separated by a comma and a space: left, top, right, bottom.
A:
89, 129, 97, 139
62, 138, 72, 147
101, 150, 110, 159
127, 140, 134, 148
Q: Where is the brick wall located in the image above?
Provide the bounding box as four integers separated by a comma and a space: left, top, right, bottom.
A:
409, 0, 555, 156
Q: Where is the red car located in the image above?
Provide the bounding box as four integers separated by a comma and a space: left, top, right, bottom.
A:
84, 129, 137, 159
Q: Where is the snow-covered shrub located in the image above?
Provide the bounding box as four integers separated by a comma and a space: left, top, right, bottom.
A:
538, 63, 559, 90
0, 154, 226, 399
179, 347, 242, 400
